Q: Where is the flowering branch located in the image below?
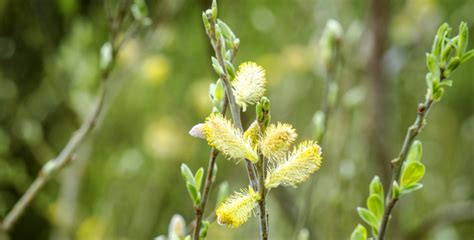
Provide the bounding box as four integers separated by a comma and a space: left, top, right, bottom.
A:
351, 22, 474, 240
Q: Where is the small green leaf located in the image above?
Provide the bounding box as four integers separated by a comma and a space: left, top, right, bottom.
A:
202, 12, 210, 30
225, 61, 235, 80
181, 164, 195, 186
350, 224, 367, 240
461, 49, 474, 63
406, 140, 422, 163
199, 220, 210, 238
211, 57, 224, 76
195, 167, 204, 191
439, 80, 453, 88
425, 53, 439, 75
432, 87, 444, 102
447, 57, 461, 72
214, 79, 224, 101
425, 73, 434, 89
357, 207, 379, 230
441, 36, 458, 64
400, 183, 424, 195
432, 23, 449, 57
458, 22, 468, 55
367, 194, 384, 220
401, 161, 425, 188
392, 181, 401, 199
211, 0, 218, 20
217, 20, 236, 41
186, 182, 201, 205
369, 176, 384, 201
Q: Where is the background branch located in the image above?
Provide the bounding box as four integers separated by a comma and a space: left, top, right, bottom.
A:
0, 0, 134, 233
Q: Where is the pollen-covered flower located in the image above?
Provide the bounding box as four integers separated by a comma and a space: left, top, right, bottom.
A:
202, 114, 259, 163
259, 123, 297, 162
232, 62, 266, 112
265, 141, 322, 189
216, 186, 260, 228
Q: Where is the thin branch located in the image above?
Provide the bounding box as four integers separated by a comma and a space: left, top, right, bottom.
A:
0, 1, 134, 232
192, 39, 238, 240
205, 16, 258, 192
257, 159, 269, 240
192, 99, 228, 240
1, 79, 107, 233
377, 73, 444, 239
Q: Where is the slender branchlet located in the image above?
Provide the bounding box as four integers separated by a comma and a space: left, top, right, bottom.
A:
351, 22, 474, 240
0, 0, 150, 234
296, 19, 343, 235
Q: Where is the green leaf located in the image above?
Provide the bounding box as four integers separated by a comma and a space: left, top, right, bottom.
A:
461, 49, 474, 63
350, 224, 367, 240
425, 73, 434, 89
195, 167, 204, 191
211, 57, 224, 76
441, 36, 458, 64
369, 176, 384, 201
367, 194, 384, 220
432, 87, 444, 102
217, 20, 236, 41
181, 164, 195, 186
214, 79, 224, 101
447, 57, 461, 72
401, 161, 425, 188
458, 22, 468, 55
432, 23, 449, 57
211, 0, 218, 20
392, 181, 401, 199
400, 183, 424, 195
425, 53, 439, 75
439, 80, 453, 88
202, 12, 210, 30
406, 140, 422, 163
225, 61, 235, 80
357, 207, 379, 230
186, 182, 201, 205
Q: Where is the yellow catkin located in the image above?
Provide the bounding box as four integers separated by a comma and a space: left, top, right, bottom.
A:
259, 122, 297, 162
202, 114, 258, 163
243, 121, 260, 148
232, 62, 266, 112
216, 186, 261, 228
265, 141, 322, 189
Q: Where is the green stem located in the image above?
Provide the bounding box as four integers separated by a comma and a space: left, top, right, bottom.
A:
377, 73, 443, 239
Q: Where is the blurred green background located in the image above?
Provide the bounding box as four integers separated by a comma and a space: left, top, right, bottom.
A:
0, 0, 473, 239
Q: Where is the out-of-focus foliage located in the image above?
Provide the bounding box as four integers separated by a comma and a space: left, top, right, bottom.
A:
0, 0, 472, 239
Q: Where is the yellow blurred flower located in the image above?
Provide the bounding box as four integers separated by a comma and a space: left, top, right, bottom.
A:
143, 118, 185, 160
76, 217, 106, 240
141, 55, 171, 85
